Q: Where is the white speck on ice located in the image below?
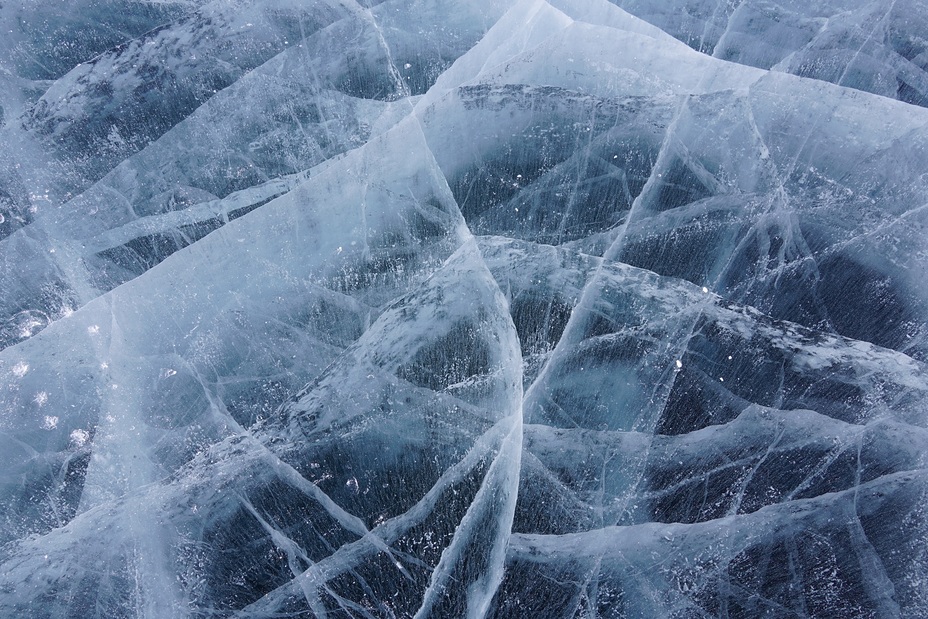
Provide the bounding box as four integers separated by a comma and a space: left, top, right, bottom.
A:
675, 359, 682, 368
41, 415, 57, 429
87, 325, 100, 335
70, 429, 90, 447
12, 362, 29, 377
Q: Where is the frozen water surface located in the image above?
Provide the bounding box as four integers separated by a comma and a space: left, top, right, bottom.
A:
1, 0, 926, 617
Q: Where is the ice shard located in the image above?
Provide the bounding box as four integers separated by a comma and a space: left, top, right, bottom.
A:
1, 0, 926, 617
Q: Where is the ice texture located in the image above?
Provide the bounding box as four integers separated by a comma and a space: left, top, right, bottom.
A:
610, 0, 928, 107
1, 0, 927, 617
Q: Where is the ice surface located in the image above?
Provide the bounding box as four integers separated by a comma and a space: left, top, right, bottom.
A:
1, 0, 927, 617
610, 0, 928, 107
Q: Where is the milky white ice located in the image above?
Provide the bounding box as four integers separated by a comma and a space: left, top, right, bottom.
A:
1, 0, 927, 617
